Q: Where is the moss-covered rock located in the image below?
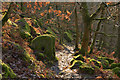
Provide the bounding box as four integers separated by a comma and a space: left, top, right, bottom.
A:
98, 57, 114, 64
31, 34, 56, 61
98, 57, 110, 69
16, 19, 33, 41
70, 60, 83, 69
112, 67, 120, 77
79, 63, 94, 74
64, 32, 73, 42
110, 63, 120, 69
0, 60, 16, 78
3, 39, 33, 63
74, 54, 84, 61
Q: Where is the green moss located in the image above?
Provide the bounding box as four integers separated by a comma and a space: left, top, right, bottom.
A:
0, 74, 2, 79
46, 27, 57, 38
0, 60, 16, 78
3, 39, 34, 63
90, 59, 101, 67
101, 60, 109, 69
98, 57, 114, 64
79, 63, 94, 74
110, 63, 120, 69
31, 34, 56, 61
17, 19, 33, 41
112, 67, 120, 77
70, 58, 74, 65
64, 32, 73, 42
74, 54, 84, 61
70, 60, 83, 69
98, 57, 111, 69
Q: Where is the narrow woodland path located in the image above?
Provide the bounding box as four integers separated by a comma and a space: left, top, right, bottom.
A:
50, 44, 82, 78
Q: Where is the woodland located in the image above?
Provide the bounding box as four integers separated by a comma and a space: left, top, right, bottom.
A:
1, 2, 120, 79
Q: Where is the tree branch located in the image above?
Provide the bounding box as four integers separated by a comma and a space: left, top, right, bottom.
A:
93, 17, 107, 20
109, 2, 120, 7
90, 2, 105, 20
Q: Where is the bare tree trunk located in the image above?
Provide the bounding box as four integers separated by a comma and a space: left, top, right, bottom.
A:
74, 4, 79, 51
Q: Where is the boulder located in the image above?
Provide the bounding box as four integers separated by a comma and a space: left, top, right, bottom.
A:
31, 34, 56, 60
79, 63, 94, 74
64, 32, 73, 42
16, 19, 33, 41
2, 39, 33, 63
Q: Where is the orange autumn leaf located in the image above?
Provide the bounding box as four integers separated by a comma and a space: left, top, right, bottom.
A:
50, 6, 52, 9
43, 3, 46, 6
29, 4, 31, 8
27, 4, 31, 8
57, 14, 61, 16
45, 21, 48, 24
96, 51, 100, 55
17, 5, 19, 7
65, 15, 69, 19
106, 2, 112, 5
58, 10, 61, 14
46, 2, 50, 5
83, 56, 86, 59
61, 14, 65, 20
44, 10, 47, 13
67, 10, 72, 16
35, 2, 38, 6
34, 6, 37, 10
38, 7, 40, 10
39, 2, 42, 7
54, 10, 58, 14
100, 64, 103, 71
48, 9, 52, 13
34, 10, 36, 13
109, 51, 115, 58
86, 58, 90, 64
27, 4, 29, 8
96, 76, 102, 79
91, 61, 95, 66
40, 13, 44, 16
23, 2, 26, 5
88, 46, 90, 53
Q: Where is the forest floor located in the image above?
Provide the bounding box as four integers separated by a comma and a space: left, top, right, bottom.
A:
51, 44, 96, 79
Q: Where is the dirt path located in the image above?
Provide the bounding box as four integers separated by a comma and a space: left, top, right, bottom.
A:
50, 44, 82, 78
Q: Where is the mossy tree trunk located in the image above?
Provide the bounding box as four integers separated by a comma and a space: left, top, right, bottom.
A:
74, 3, 79, 51
116, 4, 120, 61
80, 3, 105, 55
80, 2, 91, 55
